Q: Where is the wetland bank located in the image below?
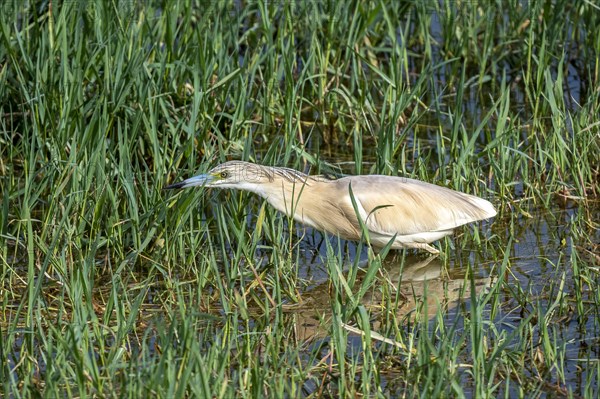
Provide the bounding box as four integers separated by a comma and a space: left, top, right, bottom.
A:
1, 1, 599, 397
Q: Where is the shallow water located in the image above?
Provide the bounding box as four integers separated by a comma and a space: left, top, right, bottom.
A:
5, 180, 597, 396
265, 200, 599, 396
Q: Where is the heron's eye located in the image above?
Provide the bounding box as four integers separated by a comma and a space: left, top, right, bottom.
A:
220, 171, 229, 179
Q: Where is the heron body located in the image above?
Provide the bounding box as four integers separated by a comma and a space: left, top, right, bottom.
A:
166, 161, 496, 254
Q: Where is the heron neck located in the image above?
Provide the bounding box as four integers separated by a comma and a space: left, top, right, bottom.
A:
248, 176, 313, 216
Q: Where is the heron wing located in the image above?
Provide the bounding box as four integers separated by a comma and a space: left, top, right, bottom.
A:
336, 175, 495, 238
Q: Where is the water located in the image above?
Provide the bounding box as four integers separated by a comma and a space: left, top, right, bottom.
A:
271, 199, 596, 396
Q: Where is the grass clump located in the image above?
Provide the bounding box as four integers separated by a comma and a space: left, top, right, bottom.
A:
1, 0, 599, 397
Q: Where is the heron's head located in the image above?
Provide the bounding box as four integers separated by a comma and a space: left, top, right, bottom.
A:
165, 161, 272, 190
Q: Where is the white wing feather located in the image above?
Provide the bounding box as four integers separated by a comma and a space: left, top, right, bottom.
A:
339, 175, 496, 238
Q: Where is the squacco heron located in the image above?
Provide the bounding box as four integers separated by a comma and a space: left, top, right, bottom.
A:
166, 161, 496, 254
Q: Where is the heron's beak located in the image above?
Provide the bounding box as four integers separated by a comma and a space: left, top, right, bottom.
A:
164, 174, 214, 190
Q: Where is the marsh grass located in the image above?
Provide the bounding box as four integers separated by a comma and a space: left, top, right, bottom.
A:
2, 0, 600, 397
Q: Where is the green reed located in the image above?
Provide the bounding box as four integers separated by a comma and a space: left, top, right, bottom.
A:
1, 0, 599, 397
